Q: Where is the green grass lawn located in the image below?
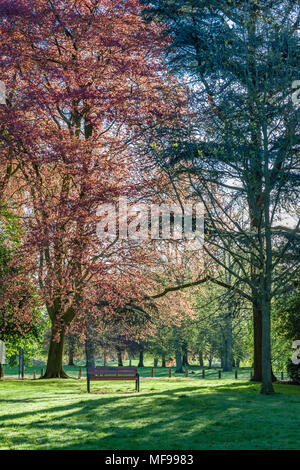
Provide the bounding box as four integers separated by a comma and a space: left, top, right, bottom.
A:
0, 378, 299, 450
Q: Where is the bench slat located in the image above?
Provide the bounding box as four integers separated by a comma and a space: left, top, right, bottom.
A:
87, 368, 137, 373
86, 367, 140, 393
88, 376, 137, 380
87, 371, 137, 374
88, 370, 138, 373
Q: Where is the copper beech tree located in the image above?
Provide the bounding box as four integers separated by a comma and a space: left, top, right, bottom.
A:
0, 0, 183, 377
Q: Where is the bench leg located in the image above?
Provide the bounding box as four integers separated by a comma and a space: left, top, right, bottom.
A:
87, 375, 90, 393
137, 375, 140, 392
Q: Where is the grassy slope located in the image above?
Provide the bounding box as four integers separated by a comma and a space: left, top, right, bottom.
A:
0, 378, 299, 450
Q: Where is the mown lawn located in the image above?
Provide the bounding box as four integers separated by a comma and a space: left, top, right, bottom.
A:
0, 378, 299, 450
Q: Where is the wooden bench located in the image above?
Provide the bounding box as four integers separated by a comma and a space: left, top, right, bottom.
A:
86, 367, 140, 393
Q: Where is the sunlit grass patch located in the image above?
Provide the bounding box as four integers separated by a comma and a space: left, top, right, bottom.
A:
0, 378, 299, 450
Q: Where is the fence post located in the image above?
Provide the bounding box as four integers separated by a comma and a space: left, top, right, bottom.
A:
281, 371, 284, 380
169, 368, 172, 378
151, 367, 154, 378
185, 368, 188, 377
78, 367, 82, 379
218, 370, 221, 379
235, 369, 238, 379
202, 369, 205, 379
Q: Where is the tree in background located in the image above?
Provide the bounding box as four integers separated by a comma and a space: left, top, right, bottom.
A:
141, 0, 300, 394
0, 207, 45, 376
0, 0, 183, 377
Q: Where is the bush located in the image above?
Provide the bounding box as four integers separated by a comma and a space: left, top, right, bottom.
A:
287, 359, 300, 384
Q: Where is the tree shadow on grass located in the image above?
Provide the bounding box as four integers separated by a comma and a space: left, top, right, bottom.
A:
2, 381, 299, 449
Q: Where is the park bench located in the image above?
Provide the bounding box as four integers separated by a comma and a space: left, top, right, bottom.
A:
86, 367, 140, 393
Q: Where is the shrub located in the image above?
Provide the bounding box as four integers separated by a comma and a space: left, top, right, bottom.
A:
287, 359, 300, 384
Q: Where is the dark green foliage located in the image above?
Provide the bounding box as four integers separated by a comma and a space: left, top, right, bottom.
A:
140, 0, 300, 394
0, 206, 45, 361
287, 359, 300, 384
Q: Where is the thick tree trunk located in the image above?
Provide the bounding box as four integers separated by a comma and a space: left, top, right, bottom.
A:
182, 354, 188, 366
138, 349, 144, 367
174, 337, 183, 373
246, 1, 276, 391
44, 327, 68, 378
173, 326, 183, 372
260, 174, 275, 395
223, 311, 233, 371
223, 347, 232, 370
182, 343, 189, 366
116, 347, 123, 367
198, 351, 204, 367
208, 353, 212, 369
161, 353, 166, 368
67, 333, 75, 366
223, 253, 233, 372
251, 303, 277, 382
68, 350, 74, 366
260, 296, 274, 394
0, 364, 3, 379
85, 337, 96, 369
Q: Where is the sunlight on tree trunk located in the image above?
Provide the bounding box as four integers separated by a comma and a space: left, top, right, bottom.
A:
43, 329, 68, 378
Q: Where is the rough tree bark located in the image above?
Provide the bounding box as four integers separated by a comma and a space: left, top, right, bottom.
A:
85, 337, 96, 369
247, 2, 274, 393
174, 338, 183, 373
198, 351, 204, 367
138, 349, 144, 367
223, 253, 233, 371
43, 302, 75, 378
223, 311, 233, 372
67, 333, 75, 366
182, 343, 189, 366
116, 347, 123, 367
44, 327, 68, 378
